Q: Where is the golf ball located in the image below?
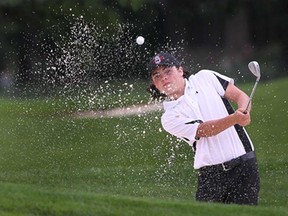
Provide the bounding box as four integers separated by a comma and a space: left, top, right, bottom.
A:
136, 36, 145, 45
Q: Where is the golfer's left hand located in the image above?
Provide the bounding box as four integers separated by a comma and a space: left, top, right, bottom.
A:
234, 108, 251, 126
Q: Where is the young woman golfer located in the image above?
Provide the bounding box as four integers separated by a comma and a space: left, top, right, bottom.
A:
147, 52, 260, 205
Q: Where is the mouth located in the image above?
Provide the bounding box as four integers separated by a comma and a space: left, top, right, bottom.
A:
162, 83, 174, 94
163, 82, 171, 88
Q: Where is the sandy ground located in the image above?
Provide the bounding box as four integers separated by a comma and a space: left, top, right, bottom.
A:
73, 103, 163, 118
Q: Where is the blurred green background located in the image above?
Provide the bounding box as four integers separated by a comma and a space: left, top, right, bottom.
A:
0, 0, 288, 98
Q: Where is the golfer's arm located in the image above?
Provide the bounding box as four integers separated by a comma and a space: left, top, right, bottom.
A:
196, 83, 250, 138
196, 115, 237, 138
225, 82, 251, 112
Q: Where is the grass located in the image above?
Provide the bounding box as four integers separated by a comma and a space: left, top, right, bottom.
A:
0, 183, 287, 216
0, 77, 288, 215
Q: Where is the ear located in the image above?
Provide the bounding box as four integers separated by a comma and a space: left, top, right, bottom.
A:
178, 66, 184, 76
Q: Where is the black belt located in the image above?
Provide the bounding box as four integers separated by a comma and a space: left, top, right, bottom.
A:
200, 151, 256, 172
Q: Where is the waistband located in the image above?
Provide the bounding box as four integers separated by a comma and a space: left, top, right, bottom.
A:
199, 151, 256, 172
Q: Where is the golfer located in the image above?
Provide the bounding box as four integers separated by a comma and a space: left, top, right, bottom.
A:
147, 52, 260, 205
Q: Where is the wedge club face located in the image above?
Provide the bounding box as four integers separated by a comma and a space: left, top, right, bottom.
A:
248, 61, 261, 81
244, 61, 261, 114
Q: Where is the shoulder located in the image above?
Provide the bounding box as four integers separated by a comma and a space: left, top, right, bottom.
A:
192, 69, 224, 78
187, 69, 216, 81
161, 102, 182, 125
161, 109, 175, 130
195, 69, 214, 76
161, 99, 175, 119
190, 69, 233, 85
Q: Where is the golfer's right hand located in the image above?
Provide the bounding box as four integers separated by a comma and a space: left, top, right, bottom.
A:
233, 108, 251, 126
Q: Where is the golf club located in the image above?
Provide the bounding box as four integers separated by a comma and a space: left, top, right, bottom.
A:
244, 61, 261, 114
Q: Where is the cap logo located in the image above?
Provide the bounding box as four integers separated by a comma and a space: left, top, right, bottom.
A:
154, 55, 164, 64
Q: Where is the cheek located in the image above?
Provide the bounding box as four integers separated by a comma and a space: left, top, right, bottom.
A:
152, 80, 161, 90
153, 80, 168, 93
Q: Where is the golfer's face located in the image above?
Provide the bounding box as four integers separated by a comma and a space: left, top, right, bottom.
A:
151, 66, 184, 98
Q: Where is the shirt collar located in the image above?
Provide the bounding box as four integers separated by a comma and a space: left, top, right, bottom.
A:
163, 78, 191, 110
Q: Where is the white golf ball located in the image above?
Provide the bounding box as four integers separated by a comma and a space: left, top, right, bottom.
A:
136, 36, 145, 45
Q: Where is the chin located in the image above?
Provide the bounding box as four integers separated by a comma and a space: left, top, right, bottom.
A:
163, 91, 175, 98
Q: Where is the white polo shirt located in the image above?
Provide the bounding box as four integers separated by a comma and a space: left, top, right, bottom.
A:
161, 70, 254, 169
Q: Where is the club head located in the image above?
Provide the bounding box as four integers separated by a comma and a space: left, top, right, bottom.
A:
248, 61, 261, 80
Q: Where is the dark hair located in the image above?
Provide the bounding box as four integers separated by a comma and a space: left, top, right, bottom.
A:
146, 67, 191, 101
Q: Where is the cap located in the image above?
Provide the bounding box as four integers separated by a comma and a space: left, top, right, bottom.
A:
147, 52, 180, 73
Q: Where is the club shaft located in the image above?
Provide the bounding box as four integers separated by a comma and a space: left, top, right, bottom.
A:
244, 79, 259, 113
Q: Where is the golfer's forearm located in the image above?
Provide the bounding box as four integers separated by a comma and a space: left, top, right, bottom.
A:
237, 93, 251, 112
196, 115, 237, 137
225, 82, 251, 112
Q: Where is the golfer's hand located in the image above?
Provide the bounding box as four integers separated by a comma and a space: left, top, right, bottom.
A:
233, 108, 251, 126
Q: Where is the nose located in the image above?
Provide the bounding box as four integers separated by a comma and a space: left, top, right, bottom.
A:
161, 72, 168, 81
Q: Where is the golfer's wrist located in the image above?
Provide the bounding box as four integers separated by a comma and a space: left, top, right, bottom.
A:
230, 112, 240, 125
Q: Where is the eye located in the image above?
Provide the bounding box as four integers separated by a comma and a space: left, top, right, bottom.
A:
164, 68, 172, 74
152, 73, 160, 79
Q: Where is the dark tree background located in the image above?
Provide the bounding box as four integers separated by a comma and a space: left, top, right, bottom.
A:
0, 0, 287, 96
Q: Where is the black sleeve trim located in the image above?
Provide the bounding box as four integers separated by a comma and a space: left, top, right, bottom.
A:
182, 138, 198, 152
185, 120, 203, 142
214, 74, 229, 90
185, 120, 203, 125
